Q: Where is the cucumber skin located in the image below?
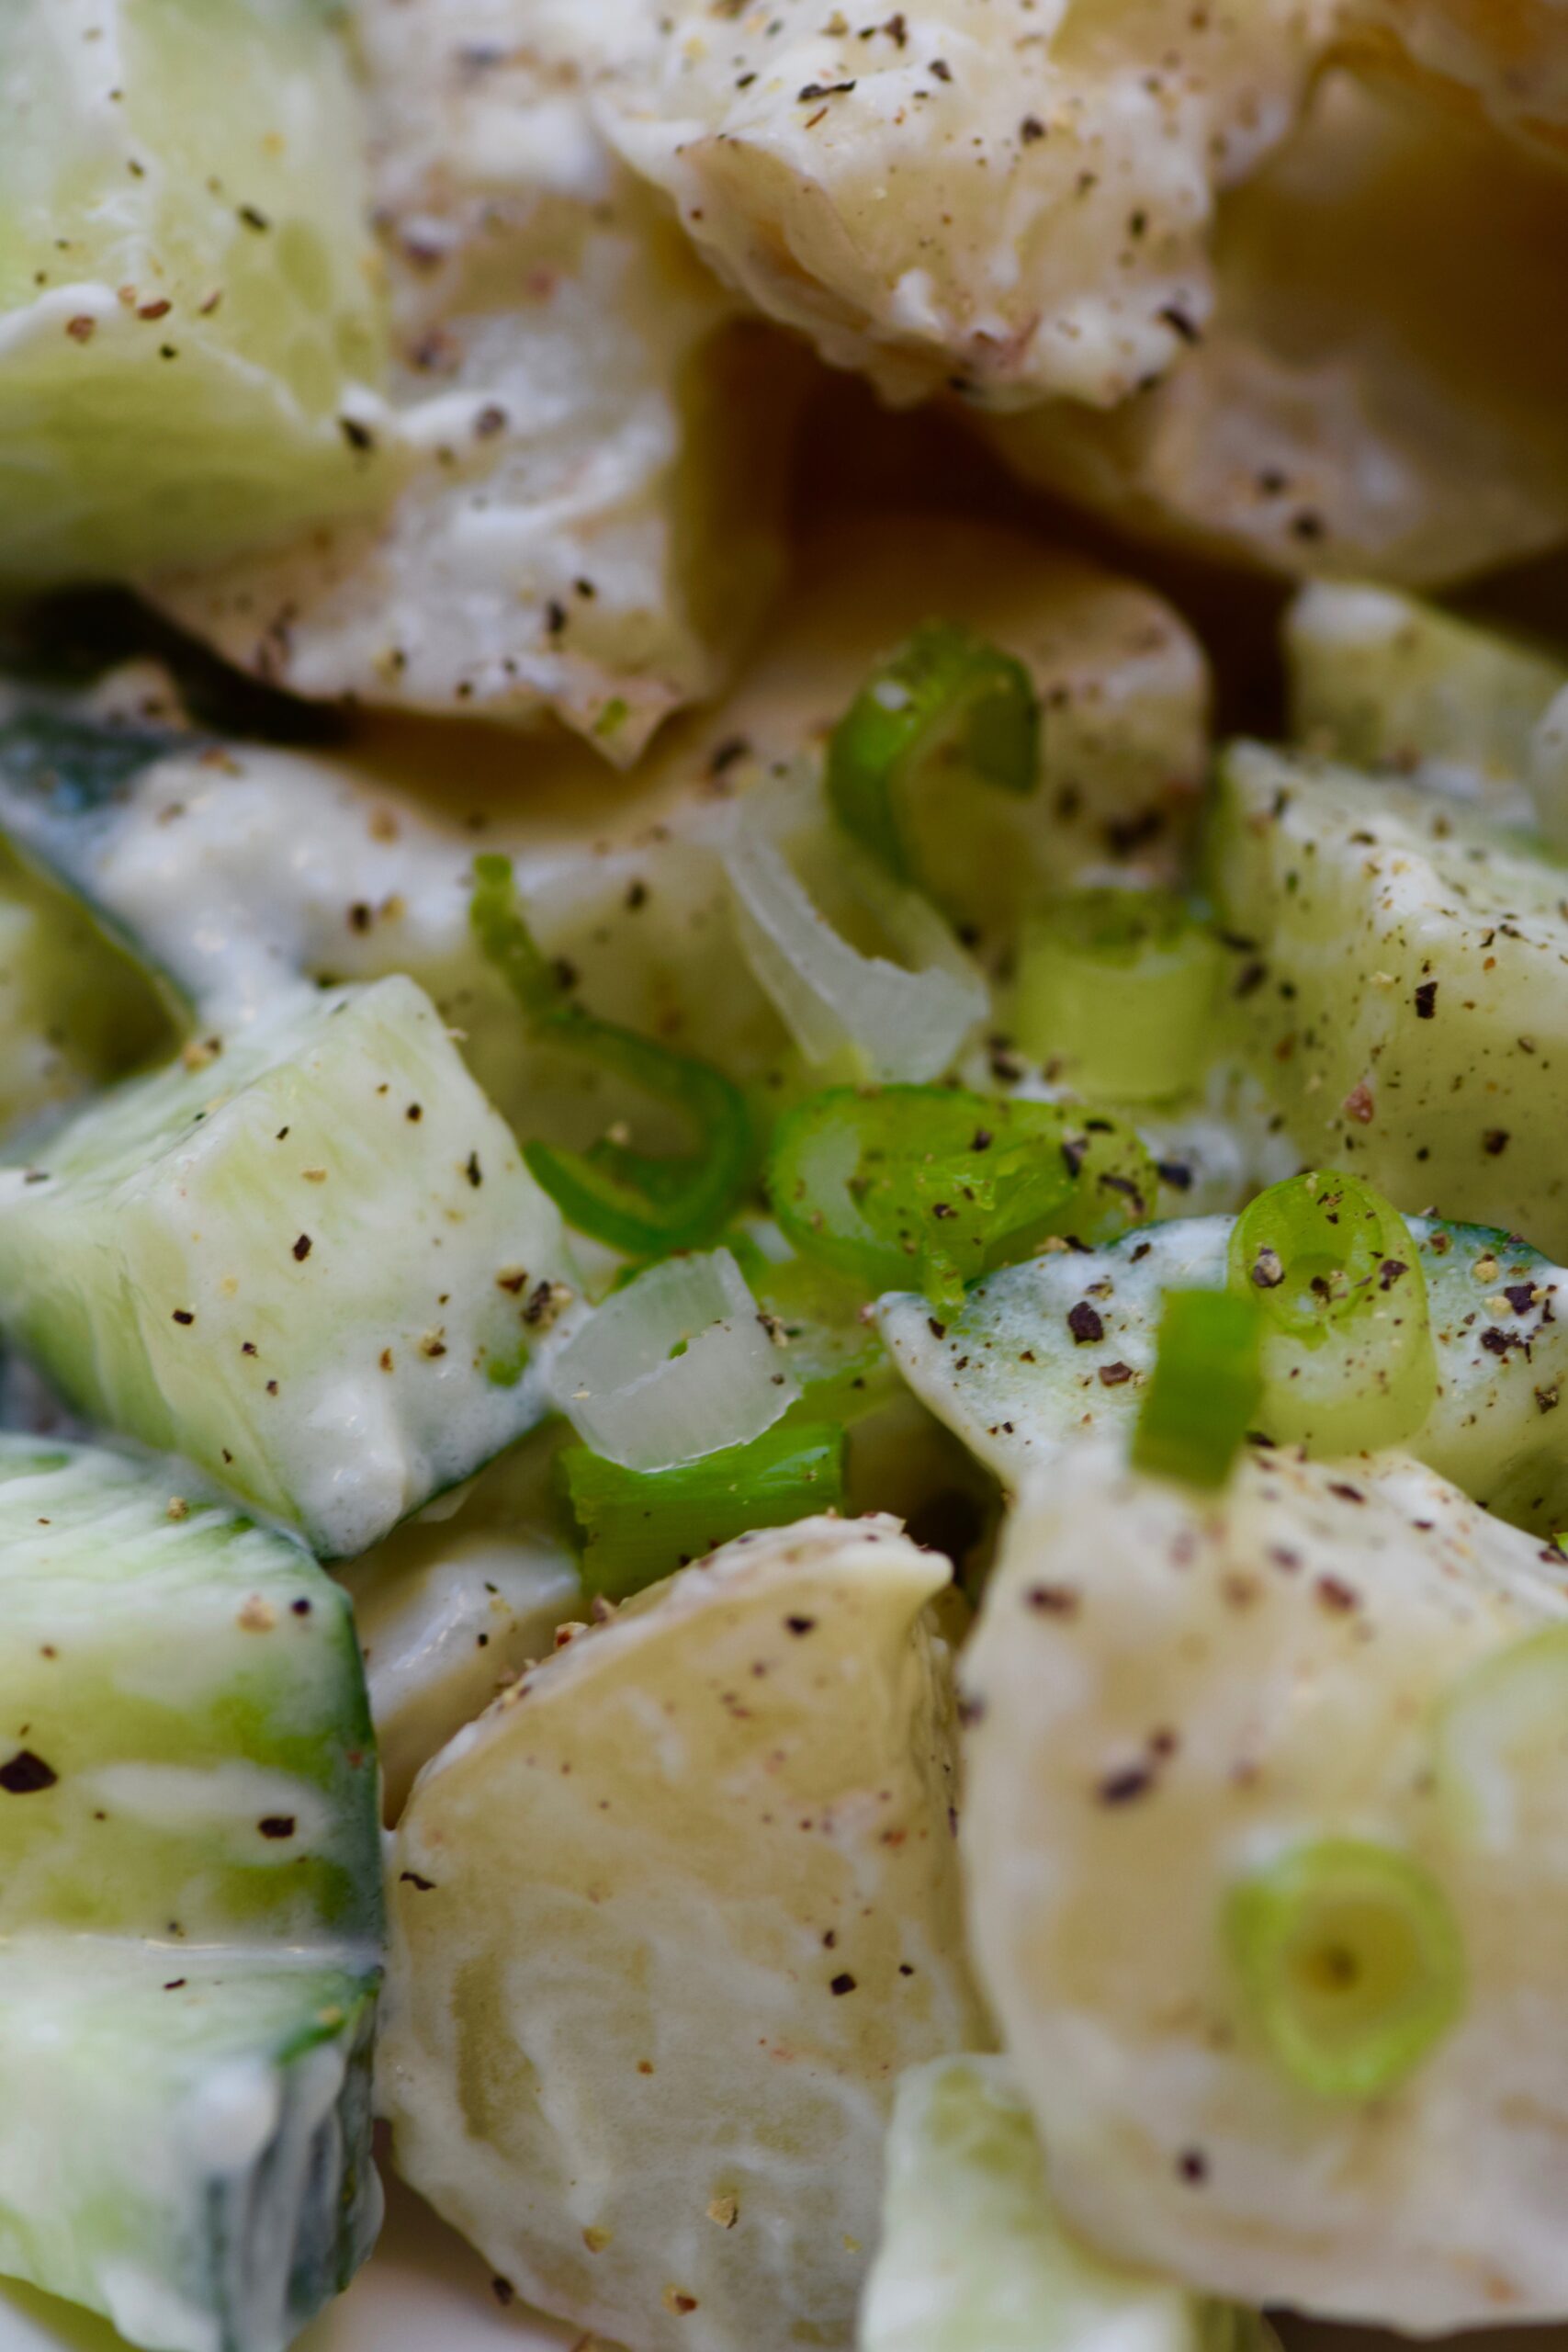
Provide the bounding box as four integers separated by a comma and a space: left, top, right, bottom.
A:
0, 1951, 381, 2352
0, 1436, 385, 2349
0, 1435, 382, 1948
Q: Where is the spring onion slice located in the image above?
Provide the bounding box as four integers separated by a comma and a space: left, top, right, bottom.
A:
1014, 888, 1223, 1103
558, 1421, 847, 1602
548, 1249, 799, 1472
1227, 1170, 1437, 1456
1131, 1288, 1261, 1491
768, 1084, 1156, 1314
826, 623, 1039, 886
1226, 1838, 1466, 2100
470, 850, 558, 1016
471, 854, 752, 1254
722, 774, 987, 1084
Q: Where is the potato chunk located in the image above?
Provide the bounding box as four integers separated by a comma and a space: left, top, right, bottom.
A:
382, 1515, 986, 2352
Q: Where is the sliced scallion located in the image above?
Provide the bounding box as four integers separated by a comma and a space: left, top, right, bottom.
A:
1226, 1838, 1465, 2099
1226, 1170, 1437, 1456
1013, 888, 1222, 1103
1130, 1288, 1261, 1491
558, 1421, 847, 1601
767, 1083, 1155, 1314
826, 623, 1039, 887
471, 854, 753, 1255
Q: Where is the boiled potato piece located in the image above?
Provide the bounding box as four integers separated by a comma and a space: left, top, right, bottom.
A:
1337, 0, 1568, 165
152, 0, 794, 758
862, 2053, 1268, 2352
1211, 740, 1568, 1254
991, 70, 1568, 586
600, 0, 1325, 409
962, 1443, 1568, 2329
880, 1212, 1568, 1533
382, 1515, 987, 2352
0, 0, 390, 584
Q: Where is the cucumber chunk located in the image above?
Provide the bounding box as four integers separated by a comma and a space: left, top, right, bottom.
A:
0, 0, 391, 585
0, 978, 576, 1559
0, 1435, 379, 1944
880, 1214, 1568, 1532
1285, 582, 1564, 820
961, 1443, 1568, 2329
0, 1435, 383, 2351
0, 1945, 378, 2352
862, 2054, 1266, 2352
0, 844, 171, 1134
382, 1515, 987, 2352
1210, 741, 1568, 1252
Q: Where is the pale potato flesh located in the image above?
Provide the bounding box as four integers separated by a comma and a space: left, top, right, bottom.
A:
598, 0, 1326, 410
152, 0, 795, 757
382, 1515, 987, 2352
962, 1444, 1568, 2329
992, 70, 1568, 587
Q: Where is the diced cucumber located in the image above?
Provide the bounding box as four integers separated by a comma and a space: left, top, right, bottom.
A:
0, 1435, 379, 1944
382, 1515, 987, 2352
0, 1944, 378, 2352
0, 978, 577, 1560
0, 0, 391, 583
862, 2054, 1266, 2352
0, 843, 171, 1134
0, 1435, 383, 2351
1285, 582, 1564, 820
880, 1215, 1568, 1532
1210, 741, 1568, 1253
960, 1443, 1568, 2329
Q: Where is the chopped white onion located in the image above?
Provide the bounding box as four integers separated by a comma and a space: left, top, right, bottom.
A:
721, 775, 987, 1082
547, 1248, 799, 1472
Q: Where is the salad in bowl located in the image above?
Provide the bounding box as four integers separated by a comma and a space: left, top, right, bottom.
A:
5, 6, 1568, 2352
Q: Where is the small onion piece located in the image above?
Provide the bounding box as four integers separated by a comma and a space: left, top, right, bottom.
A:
721, 775, 987, 1083
547, 1249, 799, 1472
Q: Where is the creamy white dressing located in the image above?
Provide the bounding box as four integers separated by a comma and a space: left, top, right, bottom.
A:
81, 1764, 331, 1855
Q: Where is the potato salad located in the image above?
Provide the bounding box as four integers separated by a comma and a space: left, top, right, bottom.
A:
6, 7, 1568, 2352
